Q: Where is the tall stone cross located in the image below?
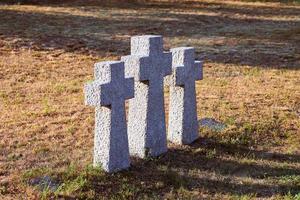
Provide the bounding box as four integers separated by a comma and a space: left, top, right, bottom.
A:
84, 61, 134, 172
121, 35, 172, 158
165, 47, 203, 144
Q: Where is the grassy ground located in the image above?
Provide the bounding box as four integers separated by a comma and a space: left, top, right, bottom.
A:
0, 0, 299, 199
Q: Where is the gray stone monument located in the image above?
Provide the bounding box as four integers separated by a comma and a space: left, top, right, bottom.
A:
121, 35, 172, 158
165, 47, 203, 144
84, 61, 134, 172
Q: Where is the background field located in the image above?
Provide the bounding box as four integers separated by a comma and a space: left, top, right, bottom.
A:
0, 0, 299, 199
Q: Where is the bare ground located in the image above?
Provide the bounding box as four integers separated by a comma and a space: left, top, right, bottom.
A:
0, 0, 300, 199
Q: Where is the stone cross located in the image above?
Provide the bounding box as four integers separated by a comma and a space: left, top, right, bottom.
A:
84, 61, 134, 172
165, 47, 203, 144
121, 35, 172, 158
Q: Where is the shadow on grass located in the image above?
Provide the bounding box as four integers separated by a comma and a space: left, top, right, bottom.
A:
200, 138, 300, 164
46, 137, 300, 199
3, 0, 300, 14
0, 1, 299, 69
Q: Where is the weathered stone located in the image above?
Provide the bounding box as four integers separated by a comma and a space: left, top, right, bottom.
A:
198, 118, 227, 132
121, 35, 172, 158
84, 61, 134, 172
165, 47, 203, 144
28, 176, 59, 192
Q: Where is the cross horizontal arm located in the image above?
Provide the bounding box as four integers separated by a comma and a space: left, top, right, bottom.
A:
100, 76, 134, 106
121, 55, 151, 81
85, 60, 135, 106
94, 61, 123, 83
164, 66, 183, 86
84, 80, 103, 106
175, 66, 186, 86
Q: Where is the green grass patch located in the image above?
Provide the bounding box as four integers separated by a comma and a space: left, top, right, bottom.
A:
201, 116, 288, 147
229, 193, 257, 200
41, 98, 56, 116
275, 175, 300, 186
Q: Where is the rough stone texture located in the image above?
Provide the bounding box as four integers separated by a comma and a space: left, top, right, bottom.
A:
121, 35, 172, 158
84, 61, 134, 172
165, 47, 203, 144
198, 118, 227, 132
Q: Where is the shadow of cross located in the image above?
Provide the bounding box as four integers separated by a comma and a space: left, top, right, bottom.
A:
84, 61, 134, 173
121, 35, 172, 158
165, 47, 203, 145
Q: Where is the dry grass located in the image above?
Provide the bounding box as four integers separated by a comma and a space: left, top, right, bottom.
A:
0, 0, 299, 199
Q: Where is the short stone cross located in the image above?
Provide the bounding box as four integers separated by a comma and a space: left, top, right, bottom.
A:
84, 61, 134, 172
121, 35, 172, 158
165, 47, 203, 144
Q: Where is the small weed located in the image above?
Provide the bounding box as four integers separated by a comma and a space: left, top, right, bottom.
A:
218, 79, 229, 87
41, 185, 52, 200
0, 91, 9, 104
61, 164, 80, 180
34, 147, 50, 155
85, 79, 94, 84
56, 174, 88, 196
176, 186, 195, 199
225, 117, 236, 126
22, 167, 53, 183
112, 182, 140, 199
54, 164, 104, 197
243, 67, 261, 77
11, 92, 24, 105
24, 110, 39, 118
7, 153, 23, 161
83, 165, 104, 178
282, 192, 300, 200
276, 175, 300, 186
67, 123, 77, 135
206, 148, 217, 159
68, 81, 81, 93
41, 98, 56, 116
53, 83, 67, 95
53, 81, 81, 95
0, 184, 9, 195
230, 193, 256, 200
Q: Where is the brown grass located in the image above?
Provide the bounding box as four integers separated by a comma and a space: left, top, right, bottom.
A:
0, 0, 299, 199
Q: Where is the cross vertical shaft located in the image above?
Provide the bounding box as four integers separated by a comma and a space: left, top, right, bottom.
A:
122, 35, 172, 158
84, 61, 134, 172
166, 47, 203, 144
